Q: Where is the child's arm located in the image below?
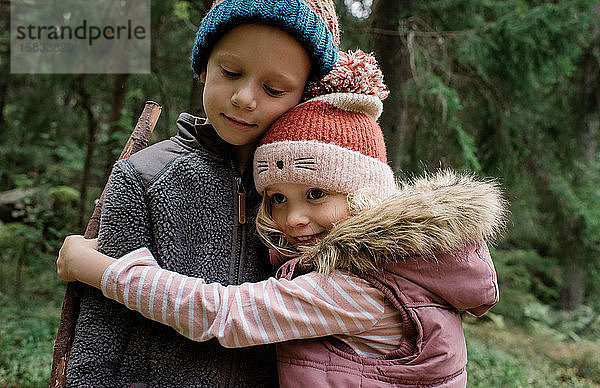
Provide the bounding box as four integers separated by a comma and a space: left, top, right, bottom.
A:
57, 235, 116, 288
96, 248, 389, 348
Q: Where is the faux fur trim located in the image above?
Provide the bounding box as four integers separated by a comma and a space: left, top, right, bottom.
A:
300, 170, 508, 274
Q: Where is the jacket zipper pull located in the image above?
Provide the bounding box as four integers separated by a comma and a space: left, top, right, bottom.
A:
236, 177, 246, 225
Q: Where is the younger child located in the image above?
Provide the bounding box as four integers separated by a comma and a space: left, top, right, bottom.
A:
58, 52, 505, 387
64, 0, 341, 386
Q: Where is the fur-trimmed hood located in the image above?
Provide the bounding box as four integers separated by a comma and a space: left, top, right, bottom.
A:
300, 170, 507, 274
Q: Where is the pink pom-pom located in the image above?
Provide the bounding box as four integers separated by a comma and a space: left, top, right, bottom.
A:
304, 50, 389, 100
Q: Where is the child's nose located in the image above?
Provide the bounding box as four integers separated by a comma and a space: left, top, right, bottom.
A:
231, 83, 257, 111
286, 206, 310, 228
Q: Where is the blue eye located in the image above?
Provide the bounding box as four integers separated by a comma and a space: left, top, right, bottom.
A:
307, 189, 326, 200
270, 193, 286, 204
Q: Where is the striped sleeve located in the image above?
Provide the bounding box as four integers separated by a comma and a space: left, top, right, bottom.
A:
101, 248, 387, 348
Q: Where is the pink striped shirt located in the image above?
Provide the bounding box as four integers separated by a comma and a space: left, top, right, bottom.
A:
101, 248, 402, 357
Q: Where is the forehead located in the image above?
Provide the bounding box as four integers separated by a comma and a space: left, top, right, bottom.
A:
209, 24, 311, 78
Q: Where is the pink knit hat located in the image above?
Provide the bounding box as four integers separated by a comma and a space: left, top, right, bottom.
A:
253, 50, 396, 199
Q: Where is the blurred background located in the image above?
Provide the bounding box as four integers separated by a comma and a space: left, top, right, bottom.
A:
1, 0, 599, 386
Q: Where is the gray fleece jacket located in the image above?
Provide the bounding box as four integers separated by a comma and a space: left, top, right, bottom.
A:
67, 113, 277, 387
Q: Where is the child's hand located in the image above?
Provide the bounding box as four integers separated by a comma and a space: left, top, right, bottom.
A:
56, 235, 98, 282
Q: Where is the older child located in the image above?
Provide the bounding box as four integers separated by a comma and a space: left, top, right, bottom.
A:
58, 52, 505, 387
65, 0, 340, 386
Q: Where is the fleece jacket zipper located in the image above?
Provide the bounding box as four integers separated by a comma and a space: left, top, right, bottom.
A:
226, 158, 248, 387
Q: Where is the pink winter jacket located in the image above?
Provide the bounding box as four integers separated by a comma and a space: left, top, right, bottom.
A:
275, 243, 497, 387
274, 171, 505, 387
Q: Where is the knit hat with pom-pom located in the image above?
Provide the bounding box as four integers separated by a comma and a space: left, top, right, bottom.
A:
191, 0, 340, 78
253, 50, 396, 199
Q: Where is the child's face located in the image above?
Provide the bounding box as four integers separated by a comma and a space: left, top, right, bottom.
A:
266, 183, 350, 246
201, 24, 312, 147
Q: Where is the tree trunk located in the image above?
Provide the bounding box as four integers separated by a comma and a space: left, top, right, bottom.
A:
103, 74, 130, 182
369, 0, 412, 171
559, 261, 585, 310
75, 76, 100, 230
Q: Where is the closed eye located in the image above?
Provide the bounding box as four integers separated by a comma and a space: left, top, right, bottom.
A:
264, 84, 285, 97
220, 66, 240, 78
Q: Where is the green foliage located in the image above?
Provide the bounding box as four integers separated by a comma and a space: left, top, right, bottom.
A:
465, 321, 600, 387
49, 186, 79, 205
494, 249, 562, 308
376, 0, 600, 311
0, 257, 64, 387
559, 350, 600, 384
173, 1, 192, 21
457, 2, 591, 93
0, 222, 43, 292
0, 202, 70, 386
401, 73, 482, 171
466, 337, 531, 387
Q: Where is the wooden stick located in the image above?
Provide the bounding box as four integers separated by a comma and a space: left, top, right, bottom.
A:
48, 101, 161, 388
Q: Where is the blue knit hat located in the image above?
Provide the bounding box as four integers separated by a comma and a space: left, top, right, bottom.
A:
191, 0, 339, 78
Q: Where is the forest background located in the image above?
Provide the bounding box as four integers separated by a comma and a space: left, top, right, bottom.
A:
1, 0, 599, 386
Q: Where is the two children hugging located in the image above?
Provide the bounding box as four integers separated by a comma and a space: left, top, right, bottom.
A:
64, 0, 341, 386
58, 48, 506, 387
